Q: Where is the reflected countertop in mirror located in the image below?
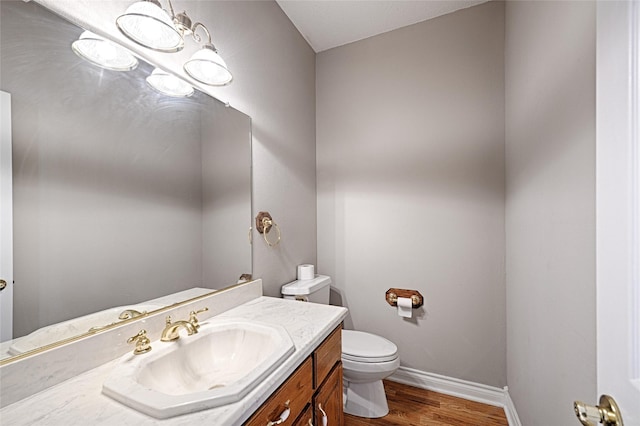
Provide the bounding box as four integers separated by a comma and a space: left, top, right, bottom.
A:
0, 288, 216, 360
0, 1, 252, 362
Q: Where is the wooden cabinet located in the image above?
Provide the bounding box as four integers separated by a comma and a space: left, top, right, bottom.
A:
245, 325, 343, 426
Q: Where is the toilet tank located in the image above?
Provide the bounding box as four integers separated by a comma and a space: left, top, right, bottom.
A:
281, 275, 331, 304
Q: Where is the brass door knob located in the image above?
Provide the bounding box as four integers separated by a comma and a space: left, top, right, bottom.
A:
574, 395, 623, 426
0, 279, 6, 291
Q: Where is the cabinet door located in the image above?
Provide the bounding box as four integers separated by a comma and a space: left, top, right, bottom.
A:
313, 363, 343, 426
245, 357, 313, 426
292, 404, 313, 426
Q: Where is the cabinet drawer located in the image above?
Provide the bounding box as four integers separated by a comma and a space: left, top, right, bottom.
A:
245, 357, 314, 426
313, 326, 342, 389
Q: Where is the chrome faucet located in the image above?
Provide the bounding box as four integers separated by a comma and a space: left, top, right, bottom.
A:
160, 307, 209, 342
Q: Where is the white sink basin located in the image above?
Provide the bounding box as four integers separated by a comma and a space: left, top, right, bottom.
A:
8, 304, 162, 355
102, 318, 295, 419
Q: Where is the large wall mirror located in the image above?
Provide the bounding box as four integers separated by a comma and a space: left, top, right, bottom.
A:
0, 1, 252, 361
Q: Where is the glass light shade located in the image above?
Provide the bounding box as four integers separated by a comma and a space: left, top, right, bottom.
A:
71, 31, 138, 71
116, 1, 183, 52
146, 68, 194, 97
184, 46, 233, 86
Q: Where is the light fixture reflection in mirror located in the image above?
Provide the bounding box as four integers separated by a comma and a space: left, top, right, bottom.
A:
146, 67, 194, 97
71, 31, 139, 71
116, 0, 184, 52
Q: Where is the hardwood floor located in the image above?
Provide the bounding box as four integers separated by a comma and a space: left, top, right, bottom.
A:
344, 380, 508, 426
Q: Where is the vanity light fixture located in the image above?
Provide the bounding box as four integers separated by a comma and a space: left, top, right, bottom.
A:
116, 0, 183, 52
184, 42, 233, 86
71, 31, 139, 71
117, 0, 233, 85
146, 67, 194, 97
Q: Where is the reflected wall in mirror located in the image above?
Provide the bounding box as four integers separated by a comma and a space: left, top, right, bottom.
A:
0, 1, 252, 360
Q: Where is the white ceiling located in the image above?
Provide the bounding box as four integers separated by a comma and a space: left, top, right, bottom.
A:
276, 0, 489, 53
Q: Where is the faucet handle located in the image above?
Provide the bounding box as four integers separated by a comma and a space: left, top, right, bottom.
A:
189, 307, 209, 330
127, 329, 152, 355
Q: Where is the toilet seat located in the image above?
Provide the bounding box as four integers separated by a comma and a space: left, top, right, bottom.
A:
342, 330, 398, 363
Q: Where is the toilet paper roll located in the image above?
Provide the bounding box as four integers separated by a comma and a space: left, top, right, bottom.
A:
397, 297, 412, 318
297, 264, 315, 280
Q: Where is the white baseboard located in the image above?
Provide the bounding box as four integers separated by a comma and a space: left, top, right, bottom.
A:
388, 367, 522, 426
502, 386, 522, 426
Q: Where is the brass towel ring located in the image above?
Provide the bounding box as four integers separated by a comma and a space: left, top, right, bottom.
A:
255, 211, 281, 247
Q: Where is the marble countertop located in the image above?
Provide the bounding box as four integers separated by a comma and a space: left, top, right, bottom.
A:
0, 297, 348, 426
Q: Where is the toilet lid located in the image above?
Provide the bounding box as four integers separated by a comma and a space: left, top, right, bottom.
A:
342, 330, 398, 363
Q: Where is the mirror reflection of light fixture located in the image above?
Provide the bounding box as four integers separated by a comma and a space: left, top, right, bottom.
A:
146, 67, 194, 97
117, 0, 233, 86
71, 31, 139, 71
116, 0, 183, 52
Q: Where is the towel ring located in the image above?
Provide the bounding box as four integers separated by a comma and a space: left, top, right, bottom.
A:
256, 211, 281, 247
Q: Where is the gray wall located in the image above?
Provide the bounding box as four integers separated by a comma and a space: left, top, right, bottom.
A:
317, 2, 506, 387
505, 1, 596, 425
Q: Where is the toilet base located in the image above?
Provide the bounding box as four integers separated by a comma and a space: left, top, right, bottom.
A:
343, 379, 389, 418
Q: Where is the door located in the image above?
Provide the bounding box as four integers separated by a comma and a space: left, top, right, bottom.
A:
592, 0, 640, 424
0, 90, 13, 342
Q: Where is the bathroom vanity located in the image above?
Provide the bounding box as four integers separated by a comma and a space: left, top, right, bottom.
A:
0, 282, 348, 425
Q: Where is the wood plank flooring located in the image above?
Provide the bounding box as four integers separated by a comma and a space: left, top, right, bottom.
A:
344, 380, 508, 426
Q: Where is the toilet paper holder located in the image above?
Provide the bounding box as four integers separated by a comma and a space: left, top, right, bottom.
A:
386, 288, 423, 308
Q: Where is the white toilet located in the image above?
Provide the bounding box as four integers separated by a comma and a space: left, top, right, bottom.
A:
281, 275, 400, 418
